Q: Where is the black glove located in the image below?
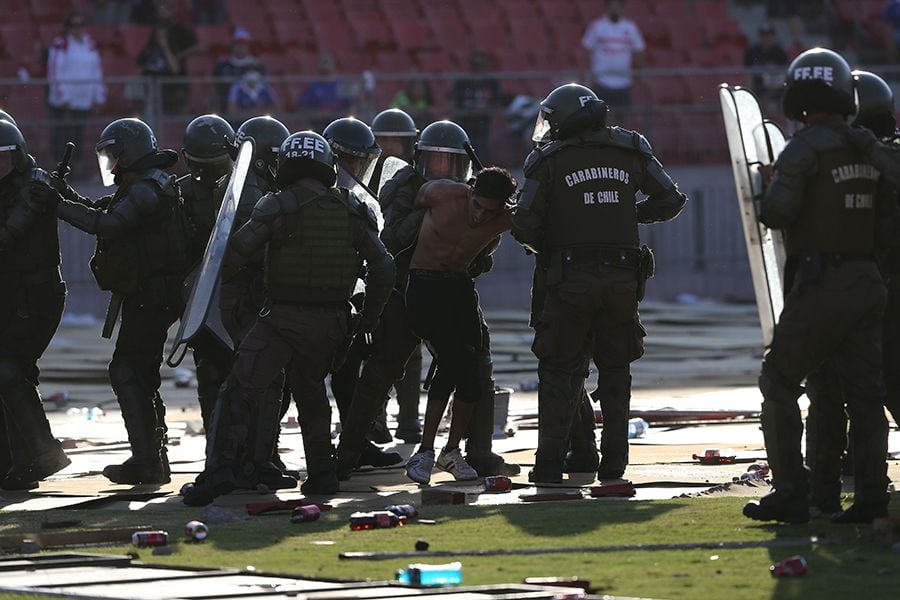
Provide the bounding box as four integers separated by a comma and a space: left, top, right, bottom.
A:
845, 126, 878, 154
29, 181, 61, 208
47, 172, 77, 199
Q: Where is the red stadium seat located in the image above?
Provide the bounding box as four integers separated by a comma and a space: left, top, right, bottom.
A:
85, 26, 118, 50
390, 19, 433, 51
540, 1, 579, 20
0, 24, 38, 60
38, 24, 63, 49
30, 0, 70, 24
194, 25, 232, 53
118, 25, 153, 59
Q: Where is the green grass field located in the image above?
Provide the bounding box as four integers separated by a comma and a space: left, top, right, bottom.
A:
2, 495, 899, 599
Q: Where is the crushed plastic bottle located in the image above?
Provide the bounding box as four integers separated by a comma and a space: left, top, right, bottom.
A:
397, 561, 462, 586
627, 417, 649, 439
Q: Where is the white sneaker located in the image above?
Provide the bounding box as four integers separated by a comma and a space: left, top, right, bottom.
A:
436, 447, 478, 481
405, 449, 435, 484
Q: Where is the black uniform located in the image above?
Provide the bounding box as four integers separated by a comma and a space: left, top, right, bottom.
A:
186, 179, 394, 505
746, 117, 890, 523
0, 157, 70, 489
52, 167, 189, 484
178, 174, 233, 432
512, 126, 685, 483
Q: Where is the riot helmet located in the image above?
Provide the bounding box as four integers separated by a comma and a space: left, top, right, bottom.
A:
323, 117, 382, 187
414, 120, 472, 182
276, 130, 337, 188
0, 120, 27, 181
532, 83, 608, 142
781, 47, 856, 121
95, 118, 158, 187
371, 108, 418, 162
233, 116, 290, 180
0, 109, 17, 127
182, 114, 235, 184
852, 70, 896, 138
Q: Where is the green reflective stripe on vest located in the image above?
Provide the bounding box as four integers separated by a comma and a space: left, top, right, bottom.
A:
266, 187, 361, 303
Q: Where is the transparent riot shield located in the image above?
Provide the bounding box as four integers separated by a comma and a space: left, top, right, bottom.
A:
166, 139, 254, 366
720, 84, 787, 347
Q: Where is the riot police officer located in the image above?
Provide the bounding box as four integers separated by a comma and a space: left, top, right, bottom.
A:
370, 108, 424, 444
183, 131, 394, 505
320, 116, 405, 467
742, 48, 890, 524
805, 68, 900, 518
32, 118, 189, 485
512, 83, 686, 485
0, 119, 70, 490
178, 114, 235, 432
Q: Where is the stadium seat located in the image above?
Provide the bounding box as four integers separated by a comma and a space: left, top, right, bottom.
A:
118, 25, 153, 59
30, 0, 70, 24
0, 24, 38, 60
390, 19, 433, 51
194, 25, 232, 54
38, 24, 63, 49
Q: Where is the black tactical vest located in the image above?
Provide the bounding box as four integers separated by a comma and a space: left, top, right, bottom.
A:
544, 144, 641, 251
265, 186, 361, 304
0, 158, 60, 275
786, 133, 879, 257
92, 169, 190, 294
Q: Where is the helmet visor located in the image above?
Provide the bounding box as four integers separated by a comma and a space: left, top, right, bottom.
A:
531, 110, 552, 143
185, 153, 234, 183
0, 146, 15, 179
417, 150, 472, 182
337, 153, 379, 188
96, 147, 118, 187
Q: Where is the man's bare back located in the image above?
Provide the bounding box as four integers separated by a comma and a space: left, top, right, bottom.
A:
410, 180, 512, 273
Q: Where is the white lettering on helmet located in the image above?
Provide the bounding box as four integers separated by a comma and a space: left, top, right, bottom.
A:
286, 136, 327, 159
794, 65, 834, 85
578, 95, 594, 107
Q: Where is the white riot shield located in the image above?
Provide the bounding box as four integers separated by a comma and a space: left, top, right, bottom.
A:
166, 140, 254, 366
720, 84, 787, 347
378, 156, 409, 197
337, 166, 384, 232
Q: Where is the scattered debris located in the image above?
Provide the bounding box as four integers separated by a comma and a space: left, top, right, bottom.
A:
520, 490, 584, 503
415, 540, 430, 551
421, 489, 470, 505
483, 476, 512, 493
770, 555, 807, 577
19, 539, 41, 553
184, 520, 208, 541
131, 530, 168, 547
589, 482, 636, 497
693, 448, 737, 465
396, 561, 462, 586
523, 577, 591, 592
734, 462, 770, 482
245, 500, 331, 516
151, 545, 173, 556
350, 511, 404, 530
385, 504, 418, 519
291, 505, 321, 523
201, 505, 251, 524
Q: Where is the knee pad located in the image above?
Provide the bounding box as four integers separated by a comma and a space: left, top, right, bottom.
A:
108, 359, 141, 391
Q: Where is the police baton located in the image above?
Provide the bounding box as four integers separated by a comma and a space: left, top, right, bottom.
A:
462, 141, 484, 174
54, 142, 76, 180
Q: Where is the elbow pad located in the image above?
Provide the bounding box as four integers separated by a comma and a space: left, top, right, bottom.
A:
637, 188, 686, 223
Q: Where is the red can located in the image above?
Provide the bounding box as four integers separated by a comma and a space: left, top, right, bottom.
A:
770, 555, 807, 577
349, 510, 402, 530
132, 530, 168, 547
483, 476, 512, 492
291, 505, 321, 523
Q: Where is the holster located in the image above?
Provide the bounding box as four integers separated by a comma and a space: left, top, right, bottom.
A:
637, 244, 655, 301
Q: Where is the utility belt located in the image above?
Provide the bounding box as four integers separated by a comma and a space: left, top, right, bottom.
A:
788, 251, 875, 288
560, 246, 642, 270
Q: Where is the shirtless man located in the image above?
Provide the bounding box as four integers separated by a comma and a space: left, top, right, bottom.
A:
404, 167, 517, 484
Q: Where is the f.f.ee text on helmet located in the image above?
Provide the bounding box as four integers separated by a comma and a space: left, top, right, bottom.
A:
793, 66, 834, 84
285, 135, 328, 160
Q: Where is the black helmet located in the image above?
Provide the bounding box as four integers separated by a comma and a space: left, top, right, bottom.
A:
372, 108, 418, 162
0, 120, 27, 180
323, 117, 382, 187
852, 70, 896, 138
234, 116, 290, 180
415, 120, 472, 182
277, 130, 337, 187
782, 47, 855, 121
95, 118, 158, 186
182, 114, 235, 184
532, 83, 608, 142
0, 109, 17, 127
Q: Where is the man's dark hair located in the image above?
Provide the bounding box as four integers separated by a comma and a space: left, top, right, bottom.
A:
473, 166, 517, 202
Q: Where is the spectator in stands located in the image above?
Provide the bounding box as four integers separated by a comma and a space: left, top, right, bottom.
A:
581, 0, 645, 110
884, 0, 900, 62
136, 1, 198, 114
131, 0, 159, 25
391, 79, 434, 123
193, 0, 228, 26
296, 53, 355, 131
451, 52, 500, 162
744, 23, 789, 116
92, 0, 131, 26
47, 12, 106, 171
227, 68, 279, 124
213, 28, 265, 112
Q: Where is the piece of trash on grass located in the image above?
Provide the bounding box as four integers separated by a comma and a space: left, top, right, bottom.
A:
152, 545, 173, 556
185, 520, 208, 541
415, 539, 429, 551
291, 505, 321, 523
397, 561, 462, 586
770, 555, 807, 577
132, 530, 168, 547
523, 576, 591, 591
202, 505, 251, 524
309, 540, 335, 545
483, 476, 512, 493
692, 448, 737, 465
349, 511, 404, 530
710, 555, 719, 561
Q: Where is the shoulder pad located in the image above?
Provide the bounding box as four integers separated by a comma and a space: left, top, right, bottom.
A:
128, 180, 162, 215
250, 192, 283, 222
346, 189, 379, 229
141, 168, 176, 192
524, 140, 569, 176
605, 126, 653, 158
774, 134, 819, 175
30, 168, 50, 186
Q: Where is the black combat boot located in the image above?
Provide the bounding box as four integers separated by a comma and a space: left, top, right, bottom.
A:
0, 381, 70, 490
743, 489, 810, 524
564, 389, 600, 473
367, 408, 393, 444
335, 361, 395, 480
357, 440, 403, 468
594, 371, 631, 480
102, 386, 169, 485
